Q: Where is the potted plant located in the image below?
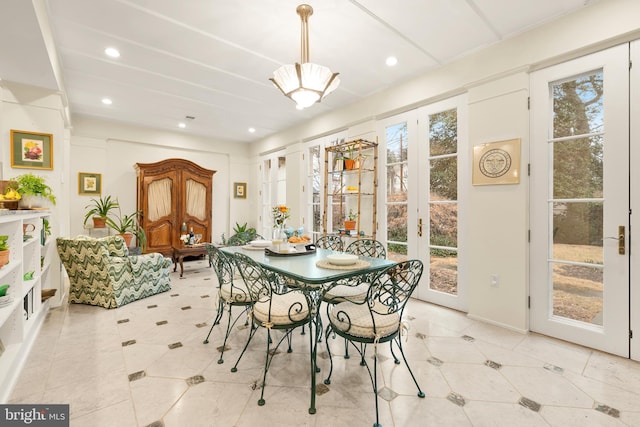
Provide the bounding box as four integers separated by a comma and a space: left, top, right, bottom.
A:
343, 143, 362, 170
0, 235, 9, 268
41, 218, 51, 246
13, 173, 56, 208
104, 203, 146, 250
344, 209, 357, 231
343, 144, 357, 170
83, 195, 119, 228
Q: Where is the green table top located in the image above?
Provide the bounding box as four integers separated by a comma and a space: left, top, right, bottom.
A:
220, 246, 395, 285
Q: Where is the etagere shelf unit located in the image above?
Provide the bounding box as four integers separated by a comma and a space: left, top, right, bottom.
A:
322, 139, 378, 239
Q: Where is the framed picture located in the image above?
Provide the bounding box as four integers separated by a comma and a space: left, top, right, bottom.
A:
78, 172, 102, 195
472, 138, 521, 185
234, 182, 247, 199
10, 130, 54, 170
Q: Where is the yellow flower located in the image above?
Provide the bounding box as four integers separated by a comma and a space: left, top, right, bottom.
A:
272, 205, 290, 228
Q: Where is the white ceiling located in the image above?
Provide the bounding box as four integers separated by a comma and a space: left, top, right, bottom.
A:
1, 0, 597, 143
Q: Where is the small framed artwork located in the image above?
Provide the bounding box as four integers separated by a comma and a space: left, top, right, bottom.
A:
78, 172, 102, 195
472, 138, 521, 186
234, 182, 247, 199
10, 130, 54, 170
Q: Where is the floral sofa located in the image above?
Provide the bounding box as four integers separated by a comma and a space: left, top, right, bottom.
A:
56, 235, 171, 308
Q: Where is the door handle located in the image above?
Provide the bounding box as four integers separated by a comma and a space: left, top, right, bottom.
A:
418, 218, 423, 237
604, 225, 625, 255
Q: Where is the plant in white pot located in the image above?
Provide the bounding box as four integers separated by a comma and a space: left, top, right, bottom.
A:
14, 173, 56, 208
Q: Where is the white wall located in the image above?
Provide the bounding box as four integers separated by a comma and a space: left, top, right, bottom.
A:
69, 116, 251, 243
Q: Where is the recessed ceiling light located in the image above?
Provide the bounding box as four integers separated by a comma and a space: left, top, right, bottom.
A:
101, 98, 112, 105
178, 122, 186, 129
248, 128, 256, 133
104, 47, 120, 58
386, 56, 398, 67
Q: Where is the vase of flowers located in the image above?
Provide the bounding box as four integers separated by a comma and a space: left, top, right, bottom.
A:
272, 205, 290, 250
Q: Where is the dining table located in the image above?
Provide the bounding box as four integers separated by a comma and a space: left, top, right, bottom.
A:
219, 244, 396, 415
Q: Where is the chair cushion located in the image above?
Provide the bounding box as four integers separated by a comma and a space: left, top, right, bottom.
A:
323, 282, 369, 303
329, 301, 400, 339
253, 292, 310, 326
219, 279, 251, 303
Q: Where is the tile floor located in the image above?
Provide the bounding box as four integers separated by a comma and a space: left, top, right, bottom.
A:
9, 258, 640, 426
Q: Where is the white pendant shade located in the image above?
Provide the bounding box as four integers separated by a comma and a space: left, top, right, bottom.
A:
271, 62, 340, 109
270, 4, 340, 109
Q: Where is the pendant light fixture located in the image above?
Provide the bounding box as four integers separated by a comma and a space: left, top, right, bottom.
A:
270, 4, 340, 109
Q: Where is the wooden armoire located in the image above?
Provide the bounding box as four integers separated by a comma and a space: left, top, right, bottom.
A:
134, 159, 215, 255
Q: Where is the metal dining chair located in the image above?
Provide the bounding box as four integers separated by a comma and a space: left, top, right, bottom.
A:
315, 234, 344, 251
323, 238, 388, 356
344, 238, 387, 259
323, 260, 425, 427
229, 252, 313, 407
203, 244, 253, 365
323, 238, 387, 308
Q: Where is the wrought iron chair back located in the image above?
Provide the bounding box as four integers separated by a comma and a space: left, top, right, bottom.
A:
203, 244, 253, 364
323, 260, 425, 427
229, 252, 313, 407
345, 238, 387, 259
315, 235, 344, 251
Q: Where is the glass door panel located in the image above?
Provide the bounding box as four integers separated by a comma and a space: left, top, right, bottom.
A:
530, 43, 629, 357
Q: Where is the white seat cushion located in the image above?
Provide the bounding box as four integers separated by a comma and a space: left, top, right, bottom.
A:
323, 282, 369, 303
219, 279, 251, 303
329, 301, 399, 339
253, 292, 310, 326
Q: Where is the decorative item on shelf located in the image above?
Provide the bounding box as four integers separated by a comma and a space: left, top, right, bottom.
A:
23, 223, 35, 241
0, 284, 9, 297
83, 195, 119, 228
13, 173, 56, 209
41, 288, 57, 302
189, 227, 195, 245
41, 218, 51, 246
344, 209, 357, 231
23, 271, 35, 281
0, 180, 21, 210
104, 201, 146, 250
343, 143, 361, 170
0, 235, 9, 268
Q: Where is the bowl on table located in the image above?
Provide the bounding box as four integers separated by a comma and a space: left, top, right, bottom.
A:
326, 254, 359, 266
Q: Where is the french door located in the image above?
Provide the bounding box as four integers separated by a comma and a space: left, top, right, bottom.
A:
530, 43, 637, 359
378, 95, 467, 311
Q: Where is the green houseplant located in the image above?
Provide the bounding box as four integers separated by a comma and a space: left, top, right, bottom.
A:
83, 195, 119, 228
14, 173, 56, 207
104, 203, 146, 250
344, 209, 357, 231
0, 235, 9, 268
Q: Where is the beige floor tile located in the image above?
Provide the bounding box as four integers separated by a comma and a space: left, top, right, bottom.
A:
540, 405, 627, 427
463, 401, 548, 427
501, 366, 593, 407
